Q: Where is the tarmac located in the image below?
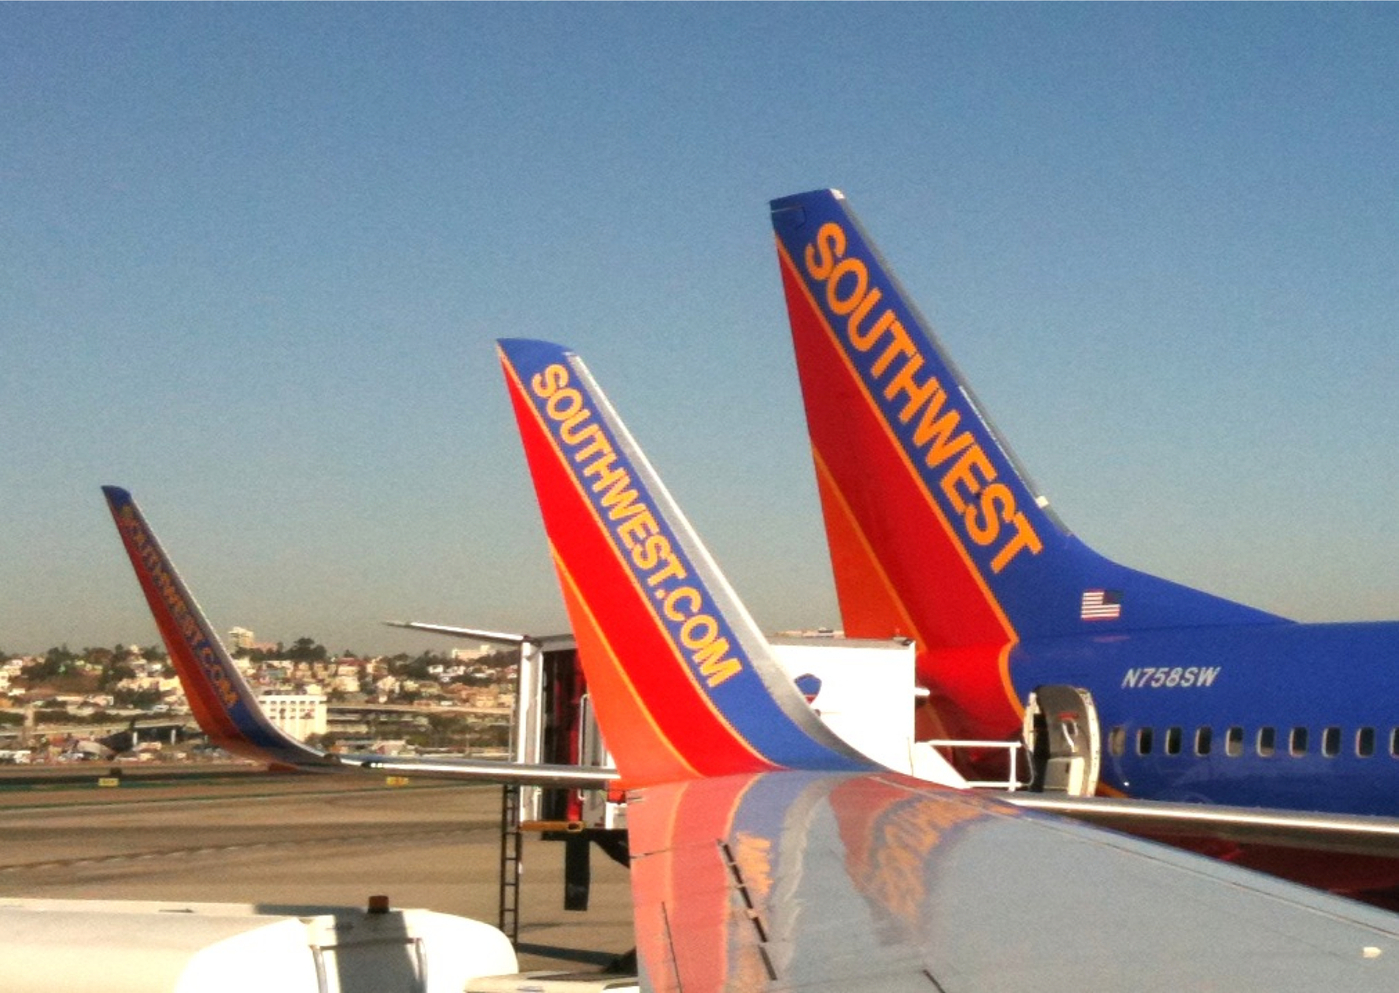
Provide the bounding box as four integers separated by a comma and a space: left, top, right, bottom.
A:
0, 766, 634, 972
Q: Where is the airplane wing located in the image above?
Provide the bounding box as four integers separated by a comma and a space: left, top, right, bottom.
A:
498, 336, 1399, 990
381, 620, 575, 650
102, 486, 613, 788
1006, 793, 1399, 855
1005, 793, 1399, 890
628, 771, 1399, 992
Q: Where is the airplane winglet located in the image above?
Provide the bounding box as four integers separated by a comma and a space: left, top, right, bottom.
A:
497, 339, 877, 787
102, 486, 337, 770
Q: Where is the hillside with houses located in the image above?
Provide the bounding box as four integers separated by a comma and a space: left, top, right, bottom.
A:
0, 635, 519, 764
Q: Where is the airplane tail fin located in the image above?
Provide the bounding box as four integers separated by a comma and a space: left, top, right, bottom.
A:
102, 486, 334, 769
498, 339, 878, 788
771, 190, 1284, 734
770, 190, 1284, 648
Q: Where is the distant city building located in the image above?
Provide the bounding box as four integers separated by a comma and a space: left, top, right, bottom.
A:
449, 646, 494, 663
256, 693, 328, 739
228, 628, 255, 651
227, 628, 278, 654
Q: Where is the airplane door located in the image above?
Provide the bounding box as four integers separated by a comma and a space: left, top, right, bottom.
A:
1022, 685, 1101, 796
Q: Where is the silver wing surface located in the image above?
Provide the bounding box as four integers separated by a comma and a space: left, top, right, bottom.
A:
628, 770, 1399, 992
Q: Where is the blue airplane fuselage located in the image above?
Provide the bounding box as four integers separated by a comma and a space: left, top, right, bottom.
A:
1010, 620, 1399, 815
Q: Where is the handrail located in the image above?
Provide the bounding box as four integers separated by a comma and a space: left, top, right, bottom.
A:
926, 738, 1030, 792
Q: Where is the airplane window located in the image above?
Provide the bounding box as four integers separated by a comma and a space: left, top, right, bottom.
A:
1391, 728, 1399, 757
1257, 727, 1276, 757
1137, 727, 1154, 755
1289, 727, 1308, 756
1323, 726, 1341, 758
1195, 726, 1212, 756
1358, 727, 1375, 758
1164, 727, 1182, 755
1109, 726, 1125, 757
1225, 726, 1244, 757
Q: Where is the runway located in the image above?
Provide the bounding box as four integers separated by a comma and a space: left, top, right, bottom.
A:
0, 769, 634, 972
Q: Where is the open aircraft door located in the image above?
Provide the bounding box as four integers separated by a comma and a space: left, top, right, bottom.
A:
1023, 685, 1101, 796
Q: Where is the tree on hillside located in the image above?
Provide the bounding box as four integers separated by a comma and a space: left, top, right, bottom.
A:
23, 645, 78, 681
99, 660, 138, 689
396, 651, 451, 680
479, 648, 518, 669
115, 686, 164, 708
285, 637, 328, 663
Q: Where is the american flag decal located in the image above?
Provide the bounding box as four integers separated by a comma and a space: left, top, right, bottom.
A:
1081, 589, 1122, 621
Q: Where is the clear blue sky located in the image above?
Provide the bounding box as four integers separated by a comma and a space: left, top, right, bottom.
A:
5, 5, 1399, 656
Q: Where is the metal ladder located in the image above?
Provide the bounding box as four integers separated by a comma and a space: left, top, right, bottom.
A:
498, 783, 523, 944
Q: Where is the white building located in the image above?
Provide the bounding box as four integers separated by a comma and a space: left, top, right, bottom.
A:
449, 645, 494, 663
227, 628, 255, 651
256, 693, 328, 739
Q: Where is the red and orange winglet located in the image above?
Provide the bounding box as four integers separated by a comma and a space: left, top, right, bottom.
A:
498, 339, 875, 788
102, 487, 333, 769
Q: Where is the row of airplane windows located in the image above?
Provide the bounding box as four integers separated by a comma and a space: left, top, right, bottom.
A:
1108, 725, 1392, 760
